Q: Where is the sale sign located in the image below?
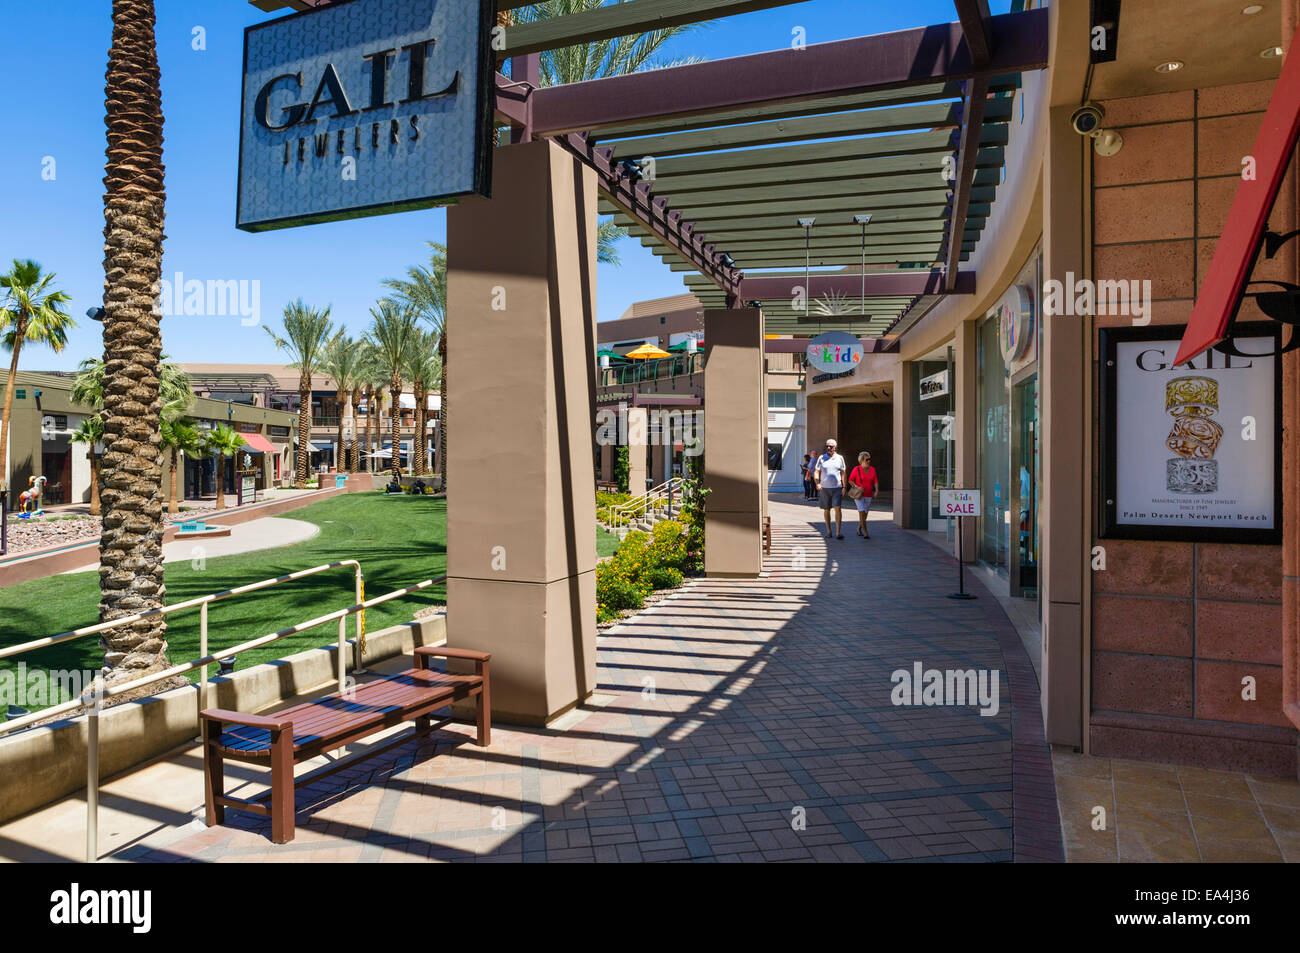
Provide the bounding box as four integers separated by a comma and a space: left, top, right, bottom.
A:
939, 488, 980, 517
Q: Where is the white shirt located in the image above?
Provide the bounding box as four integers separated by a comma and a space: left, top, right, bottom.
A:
816, 452, 846, 488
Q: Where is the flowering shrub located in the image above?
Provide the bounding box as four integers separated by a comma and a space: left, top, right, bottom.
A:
596, 523, 689, 622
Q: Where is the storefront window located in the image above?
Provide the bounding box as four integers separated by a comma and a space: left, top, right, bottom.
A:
977, 315, 1010, 572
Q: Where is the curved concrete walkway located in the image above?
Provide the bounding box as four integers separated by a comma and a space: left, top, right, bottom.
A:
61, 517, 319, 574
96, 496, 1061, 863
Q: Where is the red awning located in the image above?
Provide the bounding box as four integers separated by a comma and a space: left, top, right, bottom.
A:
1174, 21, 1300, 365
240, 432, 279, 454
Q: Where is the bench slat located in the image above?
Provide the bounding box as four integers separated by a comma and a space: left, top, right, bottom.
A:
212, 669, 481, 755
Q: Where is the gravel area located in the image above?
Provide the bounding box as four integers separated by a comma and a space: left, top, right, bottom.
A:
3, 503, 219, 558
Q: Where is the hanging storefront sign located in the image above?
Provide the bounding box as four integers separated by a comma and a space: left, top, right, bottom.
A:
237, 0, 496, 231
920, 369, 949, 400
1099, 323, 1281, 544
996, 285, 1035, 364
805, 331, 864, 373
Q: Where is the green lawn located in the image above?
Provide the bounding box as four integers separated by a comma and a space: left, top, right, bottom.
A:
0, 493, 447, 710
1, 496, 623, 714
597, 526, 622, 558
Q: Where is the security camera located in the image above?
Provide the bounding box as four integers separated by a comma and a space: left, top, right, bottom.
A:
1070, 103, 1105, 135
1070, 102, 1124, 156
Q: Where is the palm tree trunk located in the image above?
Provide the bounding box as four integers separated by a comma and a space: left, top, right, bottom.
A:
89, 451, 102, 517
338, 390, 348, 473
296, 377, 310, 487
0, 326, 26, 502
99, 0, 168, 685
438, 331, 447, 493
413, 381, 424, 476
349, 386, 362, 472
167, 447, 178, 514
390, 375, 402, 484
215, 453, 226, 510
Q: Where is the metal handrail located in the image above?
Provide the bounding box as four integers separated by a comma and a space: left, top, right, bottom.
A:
610, 477, 682, 533
0, 560, 384, 862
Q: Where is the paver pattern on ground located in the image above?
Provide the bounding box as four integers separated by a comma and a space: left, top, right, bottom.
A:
125, 499, 1063, 862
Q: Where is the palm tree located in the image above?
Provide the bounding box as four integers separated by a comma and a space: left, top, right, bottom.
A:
71, 356, 192, 412
98, 0, 168, 683
0, 260, 73, 503
383, 245, 447, 483
265, 300, 334, 488
159, 414, 201, 515
404, 330, 441, 477
203, 424, 246, 512
70, 356, 191, 518
348, 380, 364, 473
366, 299, 417, 484
70, 417, 104, 516
321, 333, 364, 475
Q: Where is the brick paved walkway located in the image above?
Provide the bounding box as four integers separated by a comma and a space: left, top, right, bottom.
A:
125, 497, 1063, 862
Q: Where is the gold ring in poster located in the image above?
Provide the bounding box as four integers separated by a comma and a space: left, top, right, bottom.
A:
1165, 376, 1218, 418
1165, 415, 1223, 459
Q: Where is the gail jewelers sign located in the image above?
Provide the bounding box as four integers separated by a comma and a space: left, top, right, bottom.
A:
237, 0, 495, 231
1100, 323, 1281, 544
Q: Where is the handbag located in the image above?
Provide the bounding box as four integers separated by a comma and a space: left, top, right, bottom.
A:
846, 466, 864, 500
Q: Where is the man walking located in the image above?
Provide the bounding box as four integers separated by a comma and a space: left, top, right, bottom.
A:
813, 438, 847, 540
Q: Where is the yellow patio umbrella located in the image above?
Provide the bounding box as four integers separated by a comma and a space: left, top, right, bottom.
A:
623, 343, 672, 359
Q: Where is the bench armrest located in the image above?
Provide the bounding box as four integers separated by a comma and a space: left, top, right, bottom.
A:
415, 645, 491, 673
201, 708, 293, 732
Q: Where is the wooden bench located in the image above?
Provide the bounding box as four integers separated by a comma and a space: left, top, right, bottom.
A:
762, 515, 772, 555
200, 646, 490, 844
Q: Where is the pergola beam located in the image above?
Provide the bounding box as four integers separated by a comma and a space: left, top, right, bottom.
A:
527, 8, 1047, 135
738, 271, 976, 299
944, 76, 990, 291
603, 98, 1013, 159
953, 0, 994, 68
499, 0, 811, 57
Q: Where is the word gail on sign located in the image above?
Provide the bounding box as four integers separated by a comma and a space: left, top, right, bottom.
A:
238, 0, 496, 231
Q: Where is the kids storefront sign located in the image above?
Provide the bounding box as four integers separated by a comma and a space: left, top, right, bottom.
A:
805, 332, 864, 374
237, 0, 496, 231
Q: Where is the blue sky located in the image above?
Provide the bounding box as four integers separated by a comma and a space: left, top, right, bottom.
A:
1, 0, 1006, 372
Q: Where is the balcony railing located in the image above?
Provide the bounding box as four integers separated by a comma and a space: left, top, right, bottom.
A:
598, 352, 703, 388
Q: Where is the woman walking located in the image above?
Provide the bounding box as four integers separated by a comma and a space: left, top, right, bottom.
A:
800, 453, 814, 500
847, 450, 880, 538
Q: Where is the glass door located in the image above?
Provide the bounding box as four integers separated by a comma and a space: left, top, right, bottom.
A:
927, 414, 954, 531
1012, 375, 1040, 596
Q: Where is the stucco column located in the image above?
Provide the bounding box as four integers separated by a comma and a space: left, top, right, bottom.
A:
704, 307, 765, 577
599, 442, 613, 483
445, 138, 598, 726
626, 406, 648, 496
1040, 101, 1088, 748
650, 439, 666, 488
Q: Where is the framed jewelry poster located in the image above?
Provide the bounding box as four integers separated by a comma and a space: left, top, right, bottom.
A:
1099, 322, 1282, 544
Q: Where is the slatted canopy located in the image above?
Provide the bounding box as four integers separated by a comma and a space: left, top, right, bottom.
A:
251, 0, 1047, 339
